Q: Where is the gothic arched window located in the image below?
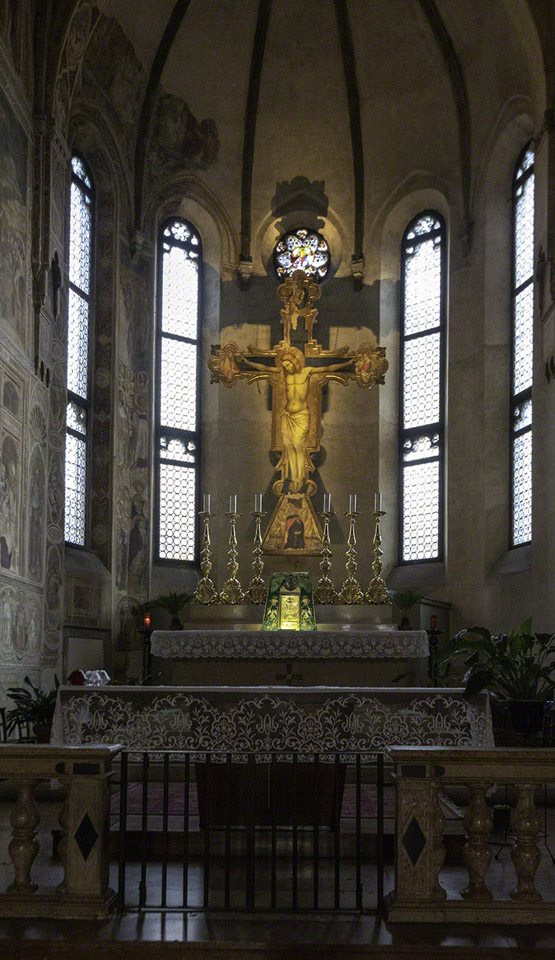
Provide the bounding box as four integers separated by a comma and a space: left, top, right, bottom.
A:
399, 212, 446, 563
155, 218, 201, 562
65, 154, 93, 545
510, 145, 535, 546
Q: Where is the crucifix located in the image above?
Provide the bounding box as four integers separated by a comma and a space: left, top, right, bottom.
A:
275, 662, 304, 687
209, 270, 388, 555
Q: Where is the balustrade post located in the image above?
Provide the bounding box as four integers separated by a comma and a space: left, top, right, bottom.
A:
510, 783, 542, 902
7, 779, 41, 894
56, 780, 70, 894
387, 763, 446, 919
461, 781, 494, 901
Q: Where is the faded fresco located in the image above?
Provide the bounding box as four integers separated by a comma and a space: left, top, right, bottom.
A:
0, 434, 20, 572
0, 86, 28, 346
28, 447, 46, 581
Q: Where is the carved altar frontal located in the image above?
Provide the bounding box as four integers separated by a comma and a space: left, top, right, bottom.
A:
53, 686, 493, 754
150, 628, 428, 660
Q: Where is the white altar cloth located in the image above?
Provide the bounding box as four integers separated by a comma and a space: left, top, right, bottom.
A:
52, 685, 493, 753
150, 629, 429, 660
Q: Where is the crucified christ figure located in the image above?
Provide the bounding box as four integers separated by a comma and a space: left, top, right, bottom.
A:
241, 345, 353, 494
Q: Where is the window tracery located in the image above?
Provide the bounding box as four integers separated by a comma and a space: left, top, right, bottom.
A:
511, 145, 535, 547
273, 228, 330, 280
65, 154, 93, 545
399, 212, 445, 563
156, 218, 201, 562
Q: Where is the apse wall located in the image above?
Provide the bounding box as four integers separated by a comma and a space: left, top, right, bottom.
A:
0, 1, 553, 700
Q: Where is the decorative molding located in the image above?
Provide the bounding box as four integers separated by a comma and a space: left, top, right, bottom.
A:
150, 628, 429, 661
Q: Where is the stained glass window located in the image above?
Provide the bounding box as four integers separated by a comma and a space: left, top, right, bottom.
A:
156, 218, 201, 562
273, 228, 330, 280
511, 145, 534, 546
399, 213, 445, 563
65, 154, 93, 545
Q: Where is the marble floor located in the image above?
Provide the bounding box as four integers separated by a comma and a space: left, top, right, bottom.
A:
0, 798, 554, 955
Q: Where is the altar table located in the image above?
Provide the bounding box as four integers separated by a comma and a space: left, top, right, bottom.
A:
149, 628, 430, 687
52, 685, 493, 753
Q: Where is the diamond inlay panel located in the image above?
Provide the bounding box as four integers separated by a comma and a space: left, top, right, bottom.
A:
402, 816, 427, 866
74, 812, 98, 861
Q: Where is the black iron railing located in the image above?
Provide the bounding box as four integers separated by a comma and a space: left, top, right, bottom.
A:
115, 750, 386, 913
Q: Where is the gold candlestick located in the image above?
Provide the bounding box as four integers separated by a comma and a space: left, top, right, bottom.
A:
219, 512, 245, 604
338, 511, 365, 604
314, 510, 338, 604
194, 511, 219, 604
245, 510, 267, 604
366, 510, 391, 604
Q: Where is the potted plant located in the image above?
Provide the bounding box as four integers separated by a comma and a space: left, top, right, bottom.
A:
142, 591, 193, 630
6, 675, 60, 743
388, 588, 425, 630
447, 618, 555, 736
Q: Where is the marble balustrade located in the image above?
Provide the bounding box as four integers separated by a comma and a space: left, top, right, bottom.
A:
388, 746, 555, 924
0, 744, 120, 919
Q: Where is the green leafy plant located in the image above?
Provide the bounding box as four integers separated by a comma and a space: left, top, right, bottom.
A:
447, 618, 555, 701
388, 588, 425, 616
6, 675, 60, 736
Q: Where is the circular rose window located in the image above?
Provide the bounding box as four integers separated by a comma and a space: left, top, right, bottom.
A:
273, 228, 330, 280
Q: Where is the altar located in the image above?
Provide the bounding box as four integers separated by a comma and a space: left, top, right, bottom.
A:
149, 626, 430, 687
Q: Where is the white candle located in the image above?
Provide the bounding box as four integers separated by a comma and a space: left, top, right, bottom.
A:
255, 493, 263, 512
349, 494, 357, 513
202, 493, 211, 513
323, 493, 331, 512
229, 494, 237, 513
374, 491, 382, 512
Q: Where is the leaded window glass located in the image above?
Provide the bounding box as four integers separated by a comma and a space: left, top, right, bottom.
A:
399, 213, 446, 563
273, 228, 330, 280
65, 154, 93, 545
511, 145, 535, 546
156, 218, 201, 562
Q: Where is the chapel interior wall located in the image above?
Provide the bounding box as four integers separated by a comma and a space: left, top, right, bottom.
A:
0, 3, 553, 696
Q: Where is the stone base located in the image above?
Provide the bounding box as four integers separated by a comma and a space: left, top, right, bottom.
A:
386, 893, 555, 924
0, 888, 118, 919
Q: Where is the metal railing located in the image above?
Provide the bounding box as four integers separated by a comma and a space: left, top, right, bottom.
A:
115, 750, 386, 913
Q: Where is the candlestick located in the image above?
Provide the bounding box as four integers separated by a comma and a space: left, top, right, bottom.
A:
143, 614, 151, 630
314, 508, 338, 604
219, 509, 245, 604
245, 508, 267, 604
365, 508, 391, 605
338, 509, 365, 604
194, 509, 219, 604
